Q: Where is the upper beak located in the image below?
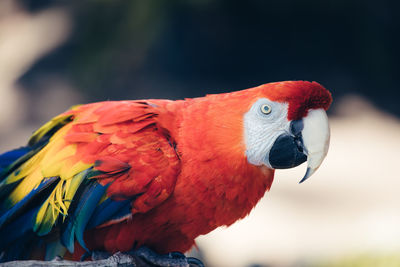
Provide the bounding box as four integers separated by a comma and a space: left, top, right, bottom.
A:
298, 108, 330, 183
268, 108, 330, 183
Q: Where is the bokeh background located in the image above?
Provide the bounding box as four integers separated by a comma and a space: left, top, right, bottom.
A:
1, 0, 399, 266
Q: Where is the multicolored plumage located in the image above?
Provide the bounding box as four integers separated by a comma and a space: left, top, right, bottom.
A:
0, 81, 332, 262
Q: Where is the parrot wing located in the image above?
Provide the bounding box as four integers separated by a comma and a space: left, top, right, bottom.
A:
0, 101, 180, 259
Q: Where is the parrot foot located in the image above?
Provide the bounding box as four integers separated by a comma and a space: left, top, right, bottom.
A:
79, 250, 112, 261
91, 250, 112, 260
131, 246, 204, 267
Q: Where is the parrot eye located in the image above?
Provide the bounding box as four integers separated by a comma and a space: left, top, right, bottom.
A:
260, 104, 272, 115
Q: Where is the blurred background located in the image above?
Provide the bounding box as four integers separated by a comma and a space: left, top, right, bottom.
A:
0, 0, 399, 266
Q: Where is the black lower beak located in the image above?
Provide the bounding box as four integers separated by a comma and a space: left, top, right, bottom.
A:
268, 120, 307, 169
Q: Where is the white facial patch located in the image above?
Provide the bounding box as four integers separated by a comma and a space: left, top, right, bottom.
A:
243, 98, 290, 168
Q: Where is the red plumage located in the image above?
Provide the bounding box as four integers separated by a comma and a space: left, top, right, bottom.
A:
63, 95, 273, 257
0, 81, 332, 262
259, 81, 332, 120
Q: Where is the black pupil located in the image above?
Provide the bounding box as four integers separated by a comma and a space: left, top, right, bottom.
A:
263, 105, 270, 113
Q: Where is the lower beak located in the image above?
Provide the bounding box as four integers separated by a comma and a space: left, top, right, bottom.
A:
268, 108, 330, 183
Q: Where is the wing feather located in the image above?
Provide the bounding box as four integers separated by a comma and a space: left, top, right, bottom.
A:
0, 100, 180, 260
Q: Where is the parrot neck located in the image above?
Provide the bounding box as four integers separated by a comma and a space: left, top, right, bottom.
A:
173, 93, 275, 233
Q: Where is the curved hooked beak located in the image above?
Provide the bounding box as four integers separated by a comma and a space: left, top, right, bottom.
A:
298, 109, 330, 183
268, 108, 330, 183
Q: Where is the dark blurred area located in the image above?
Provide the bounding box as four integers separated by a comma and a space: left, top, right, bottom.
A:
18, 0, 400, 116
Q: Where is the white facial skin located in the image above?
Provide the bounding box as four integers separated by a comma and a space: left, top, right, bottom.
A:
243, 98, 290, 168
244, 98, 331, 182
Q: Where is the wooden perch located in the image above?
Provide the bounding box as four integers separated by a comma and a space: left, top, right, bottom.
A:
0, 250, 200, 267
0, 252, 149, 267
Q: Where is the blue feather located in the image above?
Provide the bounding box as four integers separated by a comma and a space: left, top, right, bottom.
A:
0, 138, 50, 183
0, 147, 30, 167
60, 218, 75, 253
75, 182, 109, 251
0, 230, 41, 262
61, 181, 109, 252
0, 207, 38, 250
1, 238, 24, 261
0, 176, 58, 227
0, 147, 30, 178
86, 198, 132, 229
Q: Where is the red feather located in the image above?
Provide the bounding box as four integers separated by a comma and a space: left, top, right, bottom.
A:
259, 81, 332, 120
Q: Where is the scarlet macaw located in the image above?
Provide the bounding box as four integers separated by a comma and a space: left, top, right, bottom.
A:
0, 81, 331, 264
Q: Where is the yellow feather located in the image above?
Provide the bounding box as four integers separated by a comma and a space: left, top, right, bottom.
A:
34, 198, 52, 232
64, 171, 86, 201
59, 160, 76, 180
34, 198, 59, 235
8, 167, 43, 204
55, 181, 68, 215
10, 110, 102, 234
35, 200, 47, 224
41, 145, 76, 178
48, 192, 59, 218
64, 161, 91, 180
28, 114, 72, 146
40, 139, 70, 164
63, 178, 72, 200
6, 148, 47, 184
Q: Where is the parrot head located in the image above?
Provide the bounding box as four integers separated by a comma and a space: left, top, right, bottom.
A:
243, 81, 332, 183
